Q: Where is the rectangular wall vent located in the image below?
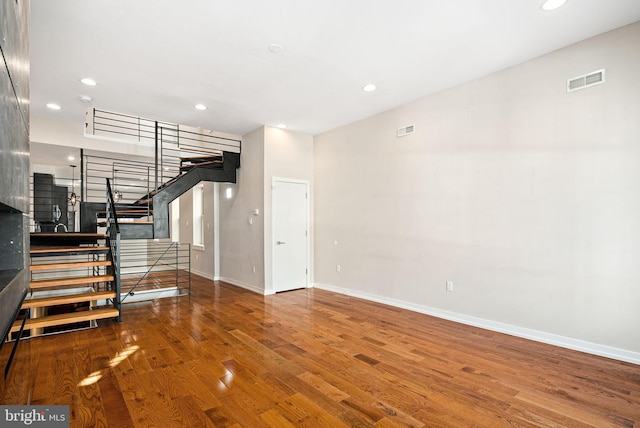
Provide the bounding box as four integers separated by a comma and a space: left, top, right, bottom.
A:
567, 69, 605, 93
397, 124, 415, 137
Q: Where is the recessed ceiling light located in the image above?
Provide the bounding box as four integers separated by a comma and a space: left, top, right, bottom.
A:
277, 123, 287, 129
195, 104, 207, 111
362, 83, 376, 92
68, 156, 75, 161
80, 78, 97, 86
268, 44, 282, 54
46, 103, 61, 110
541, 0, 567, 11
80, 95, 93, 103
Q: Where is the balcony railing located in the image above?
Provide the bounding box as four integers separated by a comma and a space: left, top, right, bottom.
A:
119, 240, 191, 302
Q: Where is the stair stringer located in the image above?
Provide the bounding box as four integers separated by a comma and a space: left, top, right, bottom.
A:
153, 154, 239, 239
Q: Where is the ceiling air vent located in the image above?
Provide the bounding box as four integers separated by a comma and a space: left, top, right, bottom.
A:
567, 69, 605, 93
397, 124, 415, 137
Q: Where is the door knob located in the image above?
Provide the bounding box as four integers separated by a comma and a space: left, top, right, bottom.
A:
276, 241, 286, 245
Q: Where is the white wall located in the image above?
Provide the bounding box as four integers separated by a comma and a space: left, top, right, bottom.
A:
176, 182, 216, 279
263, 126, 314, 293
218, 127, 265, 292
314, 22, 640, 360
217, 126, 314, 294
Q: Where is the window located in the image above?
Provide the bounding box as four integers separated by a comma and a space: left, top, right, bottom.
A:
193, 184, 204, 247
170, 199, 180, 242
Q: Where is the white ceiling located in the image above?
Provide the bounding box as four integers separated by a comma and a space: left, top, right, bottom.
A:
30, 0, 640, 137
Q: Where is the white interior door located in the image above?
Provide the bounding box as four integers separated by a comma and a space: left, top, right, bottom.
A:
273, 179, 308, 292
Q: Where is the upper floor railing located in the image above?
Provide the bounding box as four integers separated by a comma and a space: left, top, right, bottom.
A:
82, 108, 241, 205
85, 108, 241, 153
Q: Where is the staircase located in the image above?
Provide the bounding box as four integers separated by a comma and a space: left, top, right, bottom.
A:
10, 233, 120, 338
80, 150, 240, 239
80, 109, 242, 240
13, 110, 241, 339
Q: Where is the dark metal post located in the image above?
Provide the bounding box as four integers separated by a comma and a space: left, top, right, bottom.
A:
80, 148, 84, 202
147, 166, 151, 217
154, 121, 159, 194
115, 231, 121, 322
175, 242, 179, 292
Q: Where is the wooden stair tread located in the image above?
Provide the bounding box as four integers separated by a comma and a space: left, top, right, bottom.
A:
10, 308, 119, 333
180, 160, 222, 170
30, 246, 110, 255
30, 274, 114, 289
31, 233, 107, 238
96, 209, 153, 214
97, 221, 154, 227
22, 291, 117, 309
30, 260, 111, 271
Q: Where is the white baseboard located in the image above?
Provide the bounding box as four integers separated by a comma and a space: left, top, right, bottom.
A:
313, 282, 640, 365
191, 269, 216, 281
218, 277, 273, 295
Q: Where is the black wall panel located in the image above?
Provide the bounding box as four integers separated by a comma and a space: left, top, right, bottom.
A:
0, 0, 30, 384
0, 0, 30, 214
0, 0, 30, 126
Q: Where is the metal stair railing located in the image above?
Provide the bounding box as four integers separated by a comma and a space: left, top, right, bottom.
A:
82, 108, 241, 242
105, 178, 122, 322
119, 241, 191, 302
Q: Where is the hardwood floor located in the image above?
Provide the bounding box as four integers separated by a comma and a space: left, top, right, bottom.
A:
2, 276, 639, 427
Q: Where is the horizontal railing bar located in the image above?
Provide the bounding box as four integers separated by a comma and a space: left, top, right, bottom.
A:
93, 117, 157, 132
93, 126, 155, 140
120, 262, 187, 268
121, 254, 191, 258
119, 256, 189, 260
121, 276, 188, 282
120, 264, 190, 268
177, 127, 241, 143
93, 109, 176, 127
85, 154, 155, 164
93, 120, 159, 133
177, 136, 241, 149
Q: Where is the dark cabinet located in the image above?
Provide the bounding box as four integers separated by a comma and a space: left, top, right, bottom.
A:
33, 173, 69, 232
33, 173, 53, 224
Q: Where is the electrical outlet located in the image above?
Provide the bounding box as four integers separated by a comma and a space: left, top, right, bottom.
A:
252, 265, 256, 274
336, 264, 341, 273
446, 281, 454, 292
